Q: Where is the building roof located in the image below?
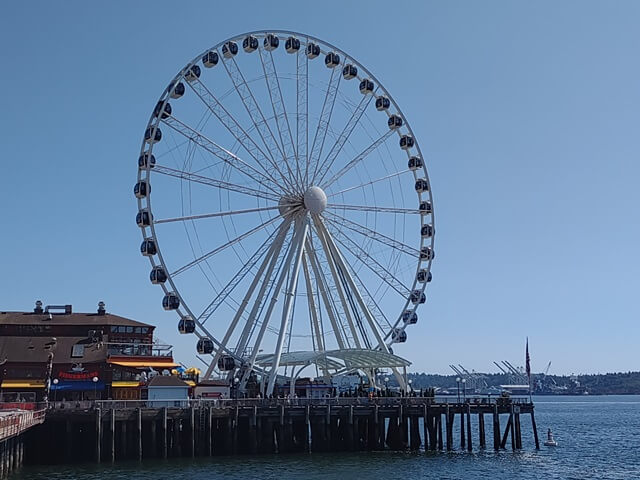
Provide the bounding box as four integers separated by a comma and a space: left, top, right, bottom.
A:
0, 311, 153, 328
148, 375, 189, 388
254, 348, 411, 371
0, 336, 107, 364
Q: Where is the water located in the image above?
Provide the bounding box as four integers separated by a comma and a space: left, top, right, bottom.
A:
13, 396, 640, 480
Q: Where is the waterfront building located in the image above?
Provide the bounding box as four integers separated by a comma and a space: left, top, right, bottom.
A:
0, 301, 178, 402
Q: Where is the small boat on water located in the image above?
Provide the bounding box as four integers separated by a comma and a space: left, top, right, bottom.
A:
544, 428, 558, 447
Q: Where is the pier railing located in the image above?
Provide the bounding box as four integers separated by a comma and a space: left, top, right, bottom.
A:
0, 408, 46, 441
85, 395, 531, 411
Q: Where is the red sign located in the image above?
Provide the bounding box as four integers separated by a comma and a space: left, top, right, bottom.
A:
58, 371, 99, 380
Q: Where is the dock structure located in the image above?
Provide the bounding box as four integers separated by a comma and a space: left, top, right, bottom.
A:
24, 397, 538, 463
0, 408, 46, 478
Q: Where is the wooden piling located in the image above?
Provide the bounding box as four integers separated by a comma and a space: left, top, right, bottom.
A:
493, 404, 500, 451
445, 405, 452, 451
110, 409, 116, 462
137, 408, 143, 460
466, 404, 472, 452
460, 409, 465, 449
162, 407, 168, 459
531, 410, 540, 450
509, 405, 516, 451
515, 410, 522, 450
208, 407, 213, 456
190, 407, 195, 457
437, 413, 443, 450
95, 408, 102, 463
478, 412, 485, 449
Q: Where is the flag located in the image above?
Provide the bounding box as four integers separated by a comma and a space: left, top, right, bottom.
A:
525, 337, 531, 382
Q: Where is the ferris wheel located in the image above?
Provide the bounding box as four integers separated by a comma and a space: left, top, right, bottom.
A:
135, 31, 434, 394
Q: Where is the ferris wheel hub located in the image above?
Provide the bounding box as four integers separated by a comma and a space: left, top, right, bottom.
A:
303, 186, 327, 215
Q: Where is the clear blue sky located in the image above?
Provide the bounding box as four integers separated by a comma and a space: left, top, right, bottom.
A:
1, 1, 638, 375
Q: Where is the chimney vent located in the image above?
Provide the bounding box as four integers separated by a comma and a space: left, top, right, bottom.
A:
97, 301, 106, 315
34, 300, 43, 314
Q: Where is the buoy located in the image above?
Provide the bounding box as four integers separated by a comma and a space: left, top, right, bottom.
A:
543, 428, 558, 447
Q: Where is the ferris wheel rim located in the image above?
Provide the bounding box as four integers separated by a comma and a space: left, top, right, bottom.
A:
135, 29, 435, 374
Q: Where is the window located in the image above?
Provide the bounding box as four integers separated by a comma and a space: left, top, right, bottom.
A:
111, 326, 118, 333
134, 327, 142, 334
71, 344, 85, 358
126, 326, 134, 333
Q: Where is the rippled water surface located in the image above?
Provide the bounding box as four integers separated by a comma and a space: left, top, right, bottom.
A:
14, 396, 640, 480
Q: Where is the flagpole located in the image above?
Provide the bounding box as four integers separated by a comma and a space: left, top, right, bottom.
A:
526, 337, 532, 403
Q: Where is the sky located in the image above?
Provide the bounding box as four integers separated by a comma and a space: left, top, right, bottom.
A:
1, 1, 639, 376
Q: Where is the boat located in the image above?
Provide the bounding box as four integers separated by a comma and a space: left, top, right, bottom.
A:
543, 428, 557, 447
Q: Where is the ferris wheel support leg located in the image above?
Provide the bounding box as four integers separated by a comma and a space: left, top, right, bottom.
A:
315, 218, 390, 353
234, 220, 293, 365
266, 218, 309, 396
301, 251, 325, 353
311, 218, 364, 349
304, 238, 347, 350
205, 219, 292, 380
238, 217, 306, 391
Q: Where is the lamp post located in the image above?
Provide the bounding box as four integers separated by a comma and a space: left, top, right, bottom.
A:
408, 379, 413, 397
462, 378, 467, 402
233, 377, 239, 400
52, 379, 59, 403
92, 376, 99, 401
384, 377, 389, 396
456, 377, 461, 402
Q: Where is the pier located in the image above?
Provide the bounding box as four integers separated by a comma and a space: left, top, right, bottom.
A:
24, 396, 538, 464
0, 407, 46, 478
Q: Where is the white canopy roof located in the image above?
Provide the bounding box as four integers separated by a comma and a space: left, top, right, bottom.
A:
254, 348, 411, 371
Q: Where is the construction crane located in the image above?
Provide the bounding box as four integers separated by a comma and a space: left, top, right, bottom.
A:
543, 361, 552, 376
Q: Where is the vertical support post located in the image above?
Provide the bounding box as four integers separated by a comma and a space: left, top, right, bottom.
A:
208, 407, 213, 456
531, 410, 540, 450
466, 404, 472, 452
478, 412, 485, 449
150, 416, 157, 457
515, 410, 522, 449
509, 404, 516, 451
190, 407, 195, 457
460, 409, 465, 449
445, 405, 452, 451
493, 404, 500, 451
110, 408, 115, 463
162, 407, 168, 459
422, 405, 429, 450
500, 414, 512, 449
95, 408, 102, 463
137, 407, 143, 461
437, 413, 443, 450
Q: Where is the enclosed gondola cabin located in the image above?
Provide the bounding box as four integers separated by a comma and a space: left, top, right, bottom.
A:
222, 41, 238, 58
202, 51, 219, 67
402, 310, 418, 324
359, 79, 374, 94
136, 209, 152, 227
243, 35, 258, 53
144, 126, 162, 144
178, 317, 196, 334
306, 43, 320, 59
376, 96, 390, 111
197, 338, 214, 355
342, 64, 357, 80
388, 115, 403, 129
134, 181, 150, 199
415, 178, 429, 193
417, 269, 432, 283
138, 152, 156, 170
140, 238, 157, 256
217, 355, 236, 371
408, 156, 423, 170
150, 266, 167, 284
419, 201, 432, 215
421, 224, 434, 238
392, 328, 407, 343
285, 37, 300, 53
162, 293, 180, 311
325, 52, 340, 68
264, 33, 279, 51
153, 101, 171, 119
168, 82, 185, 99
410, 290, 426, 305
184, 65, 201, 82
400, 135, 414, 150
420, 246, 434, 261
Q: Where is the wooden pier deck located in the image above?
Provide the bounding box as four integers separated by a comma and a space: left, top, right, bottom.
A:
25, 396, 539, 464
0, 407, 46, 478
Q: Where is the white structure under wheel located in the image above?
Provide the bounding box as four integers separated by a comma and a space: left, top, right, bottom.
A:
135, 30, 435, 395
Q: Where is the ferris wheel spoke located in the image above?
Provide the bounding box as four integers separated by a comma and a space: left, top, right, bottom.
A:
186, 78, 291, 192
312, 91, 376, 185
219, 53, 298, 193
325, 211, 420, 257
304, 236, 347, 350
321, 129, 396, 189
296, 45, 309, 186
170, 214, 283, 277
311, 218, 364, 349
153, 164, 280, 203
308, 65, 342, 187
206, 219, 293, 376
198, 226, 281, 326
258, 46, 302, 187
315, 217, 390, 351
162, 115, 281, 196
154, 205, 281, 225
327, 169, 412, 197
326, 204, 421, 215
325, 217, 411, 297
